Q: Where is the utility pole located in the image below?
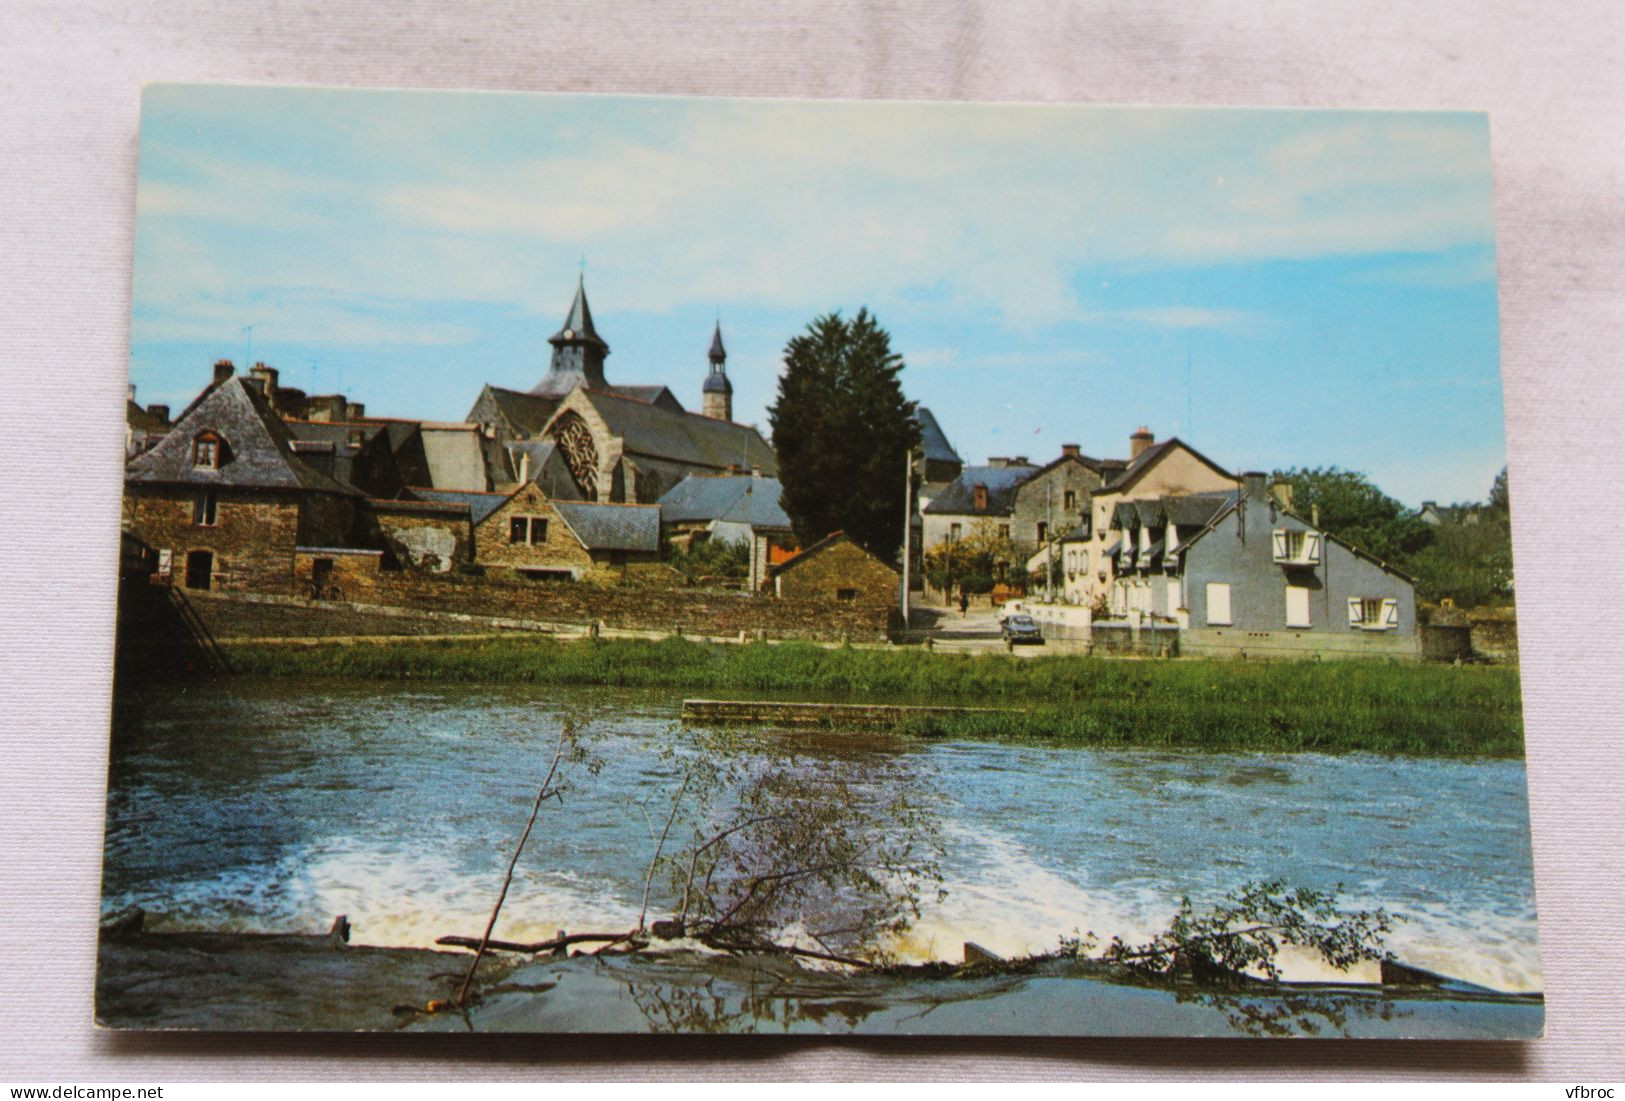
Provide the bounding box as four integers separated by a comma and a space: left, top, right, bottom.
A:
1045, 479, 1054, 604
900, 446, 913, 624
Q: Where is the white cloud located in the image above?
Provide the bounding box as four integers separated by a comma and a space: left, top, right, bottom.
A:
132, 95, 1496, 339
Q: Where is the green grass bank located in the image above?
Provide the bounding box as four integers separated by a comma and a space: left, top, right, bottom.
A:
224, 636, 1526, 758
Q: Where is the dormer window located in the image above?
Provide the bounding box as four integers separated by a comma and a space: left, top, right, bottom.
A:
972, 484, 989, 510
192, 431, 221, 469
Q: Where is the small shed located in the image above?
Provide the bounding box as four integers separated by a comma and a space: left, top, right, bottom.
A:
771, 531, 898, 605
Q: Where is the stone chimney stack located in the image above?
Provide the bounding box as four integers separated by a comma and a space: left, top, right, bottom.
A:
127, 383, 137, 402
349, 402, 364, 418
148, 404, 169, 423
1130, 426, 1154, 459
1243, 471, 1268, 501
213, 359, 235, 385
1061, 443, 1081, 459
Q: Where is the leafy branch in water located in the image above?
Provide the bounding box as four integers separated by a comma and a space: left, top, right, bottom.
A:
644, 727, 947, 964
1063, 880, 1397, 984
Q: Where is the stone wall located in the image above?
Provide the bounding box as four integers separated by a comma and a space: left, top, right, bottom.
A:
369, 572, 896, 641
126, 486, 302, 595
367, 501, 471, 573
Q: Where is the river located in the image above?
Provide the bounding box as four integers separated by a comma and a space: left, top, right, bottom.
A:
100, 677, 1543, 994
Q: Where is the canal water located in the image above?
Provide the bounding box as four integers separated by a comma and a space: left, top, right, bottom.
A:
100, 678, 1543, 993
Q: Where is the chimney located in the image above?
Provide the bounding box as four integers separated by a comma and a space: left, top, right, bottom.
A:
987, 456, 1009, 468
1061, 443, 1081, 459
1130, 426, 1154, 459
1270, 482, 1294, 511
127, 383, 137, 402
147, 404, 169, 423
1242, 471, 1268, 501
1013, 455, 1029, 466
213, 359, 235, 385
349, 402, 364, 418
518, 449, 531, 484
249, 362, 278, 399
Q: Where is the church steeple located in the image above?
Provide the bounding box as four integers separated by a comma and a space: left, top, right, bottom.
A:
702, 320, 732, 421
531, 275, 610, 398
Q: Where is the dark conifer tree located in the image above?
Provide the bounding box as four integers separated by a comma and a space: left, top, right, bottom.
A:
768, 309, 920, 561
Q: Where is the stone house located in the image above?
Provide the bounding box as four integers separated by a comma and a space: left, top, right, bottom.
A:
771, 532, 899, 605
1076, 428, 1237, 607
472, 482, 661, 581
123, 374, 364, 595
1107, 473, 1419, 659
657, 472, 795, 591
1012, 446, 1117, 585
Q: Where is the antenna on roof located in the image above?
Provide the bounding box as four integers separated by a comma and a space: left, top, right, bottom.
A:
241, 324, 255, 369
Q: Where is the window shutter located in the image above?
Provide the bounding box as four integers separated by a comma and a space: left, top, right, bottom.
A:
1305, 532, 1322, 563
1206, 582, 1232, 626
1347, 597, 1363, 625
1272, 530, 1287, 559
1381, 598, 1400, 628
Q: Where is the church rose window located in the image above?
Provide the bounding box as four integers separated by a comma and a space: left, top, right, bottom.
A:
553, 412, 599, 501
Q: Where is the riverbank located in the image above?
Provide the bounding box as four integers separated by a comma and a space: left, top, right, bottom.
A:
93, 928, 1542, 1038
221, 635, 1526, 757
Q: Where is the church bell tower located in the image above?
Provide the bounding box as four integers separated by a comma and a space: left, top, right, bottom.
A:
702, 321, 732, 421
530, 275, 610, 398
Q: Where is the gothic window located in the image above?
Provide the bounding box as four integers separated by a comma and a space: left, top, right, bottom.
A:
553, 412, 599, 501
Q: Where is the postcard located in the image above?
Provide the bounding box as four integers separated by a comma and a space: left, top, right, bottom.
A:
101, 85, 1539, 1037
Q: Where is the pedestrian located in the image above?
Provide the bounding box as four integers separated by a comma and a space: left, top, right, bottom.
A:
959, 590, 969, 618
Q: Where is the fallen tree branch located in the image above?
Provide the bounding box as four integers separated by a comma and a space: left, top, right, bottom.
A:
456, 724, 573, 1007
437, 930, 629, 954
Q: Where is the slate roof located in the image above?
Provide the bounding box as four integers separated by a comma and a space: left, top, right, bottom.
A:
1099, 437, 1232, 494
1162, 490, 1240, 528
284, 420, 393, 492
480, 386, 562, 436
657, 474, 792, 530
409, 488, 508, 525
574, 388, 777, 473
549, 275, 609, 351
554, 501, 662, 553
915, 406, 961, 467
608, 384, 684, 411
922, 463, 1039, 516
126, 377, 359, 496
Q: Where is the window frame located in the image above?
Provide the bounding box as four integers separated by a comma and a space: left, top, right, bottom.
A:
191, 431, 221, 469
192, 488, 218, 527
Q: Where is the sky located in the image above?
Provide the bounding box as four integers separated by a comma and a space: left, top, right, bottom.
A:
130, 85, 1507, 506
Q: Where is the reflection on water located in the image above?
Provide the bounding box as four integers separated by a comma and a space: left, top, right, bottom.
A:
102, 677, 1542, 993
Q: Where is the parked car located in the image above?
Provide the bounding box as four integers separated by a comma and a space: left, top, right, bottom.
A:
995, 599, 1026, 623
1001, 613, 1044, 645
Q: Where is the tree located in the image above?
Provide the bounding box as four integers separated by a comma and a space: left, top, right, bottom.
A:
1270, 466, 1435, 563
921, 521, 1019, 596
769, 310, 921, 562
1487, 465, 1510, 516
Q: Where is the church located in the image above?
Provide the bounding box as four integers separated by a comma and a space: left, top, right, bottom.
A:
466, 278, 778, 504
